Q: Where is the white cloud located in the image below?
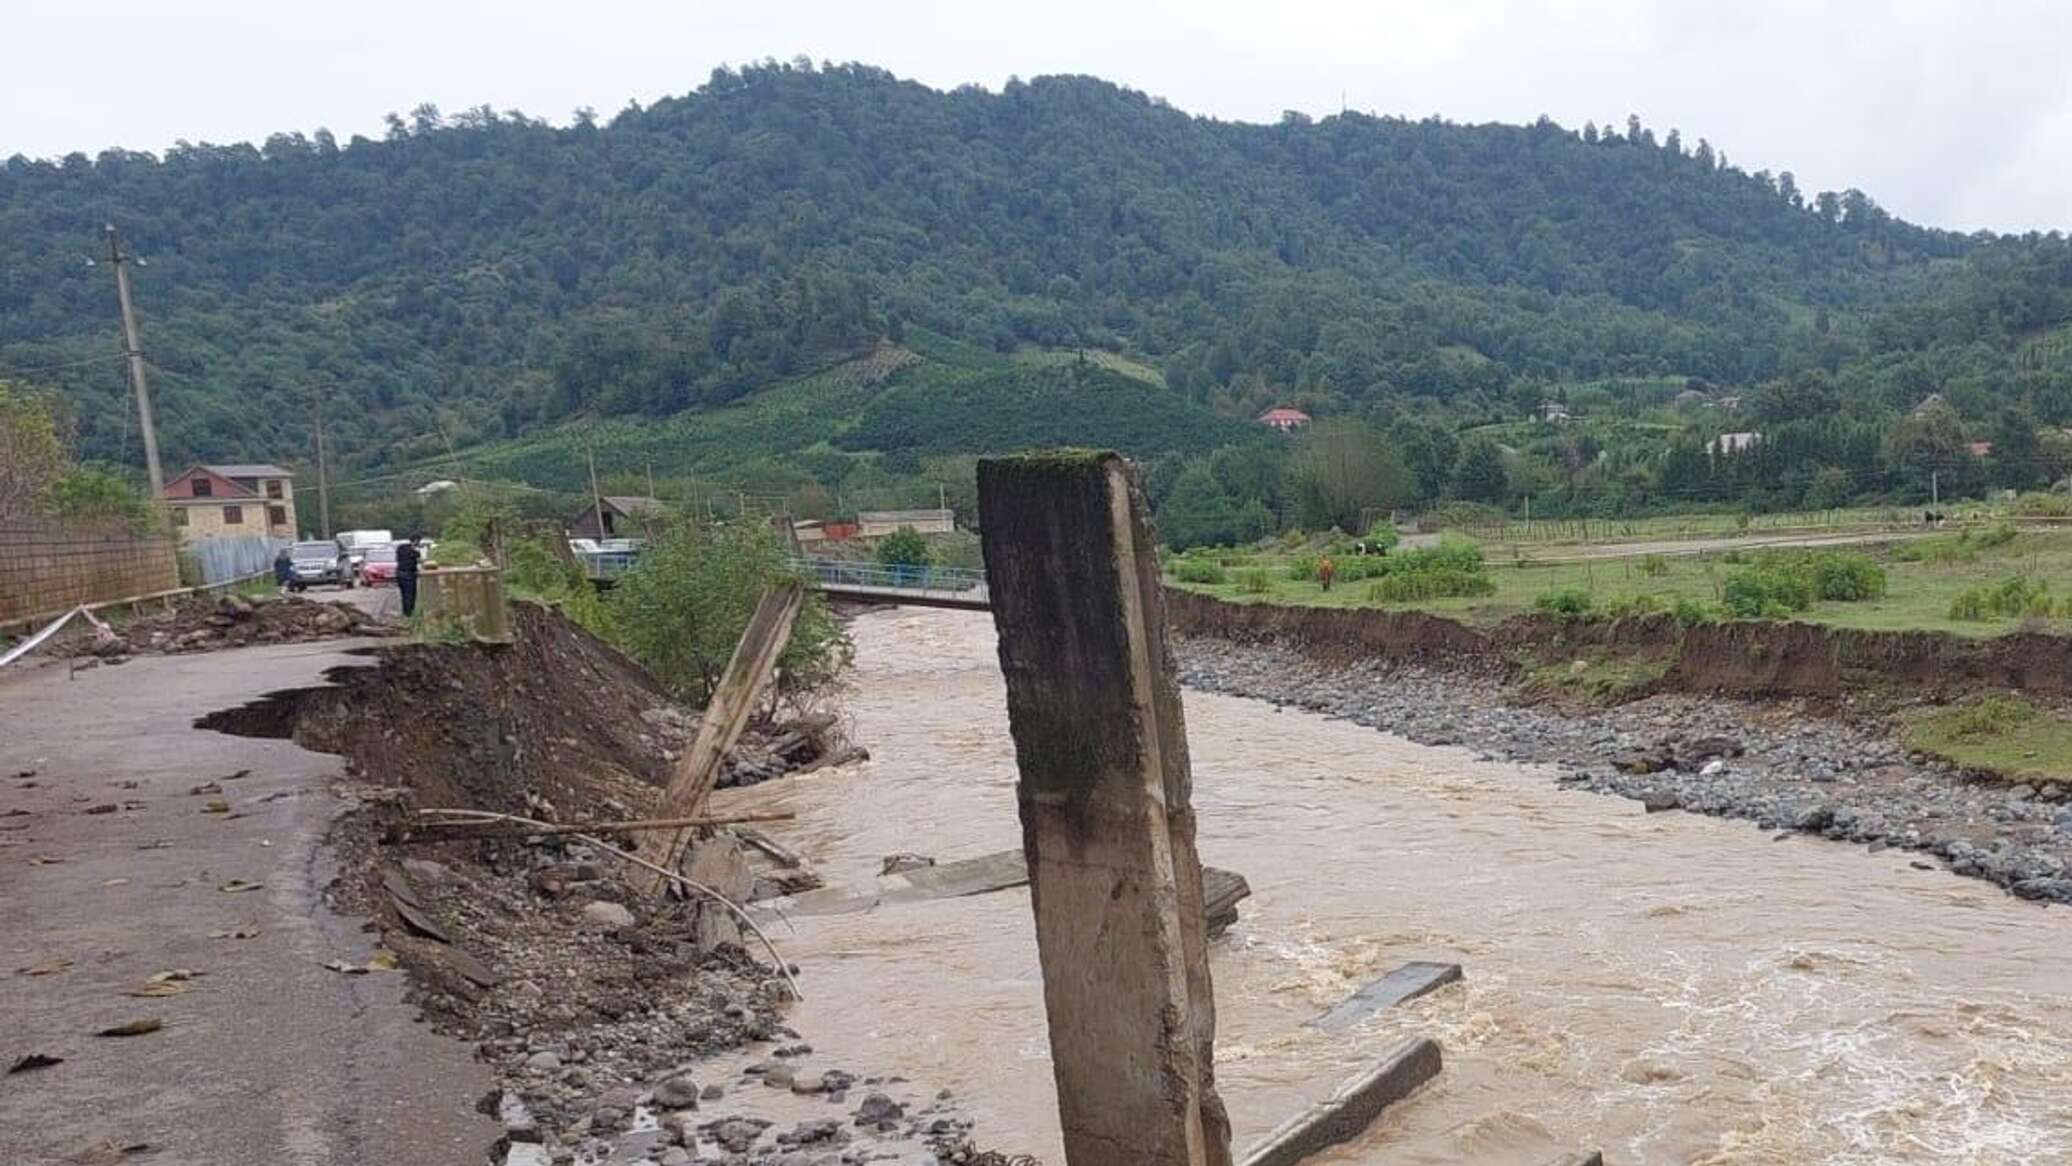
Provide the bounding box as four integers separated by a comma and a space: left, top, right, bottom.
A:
2, 0, 2066, 231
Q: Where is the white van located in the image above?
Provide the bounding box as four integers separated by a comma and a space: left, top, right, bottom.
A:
334, 529, 394, 577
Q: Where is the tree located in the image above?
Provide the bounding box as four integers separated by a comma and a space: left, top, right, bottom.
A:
876, 525, 931, 568
1285, 421, 1415, 533
607, 520, 850, 704
1232, 498, 1276, 544
0, 382, 67, 520
1157, 461, 1239, 549
1452, 437, 1511, 503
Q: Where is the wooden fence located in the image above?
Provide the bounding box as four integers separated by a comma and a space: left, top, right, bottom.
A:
0, 520, 180, 626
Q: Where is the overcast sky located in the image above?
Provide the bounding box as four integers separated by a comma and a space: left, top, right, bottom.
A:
4, 0, 2067, 233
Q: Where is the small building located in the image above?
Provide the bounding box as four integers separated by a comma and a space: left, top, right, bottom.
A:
1969, 441, 1995, 458
855, 508, 955, 538
568, 496, 668, 540
1711, 431, 1763, 456
415, 479, 459, 496
1671, 389, 1708, 407
1541, 401, 1572, 423
1256, 407, 1312, 433
159, 463, 297, 541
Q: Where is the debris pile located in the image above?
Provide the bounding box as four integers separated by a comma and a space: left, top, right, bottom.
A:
101, 593, 394, 657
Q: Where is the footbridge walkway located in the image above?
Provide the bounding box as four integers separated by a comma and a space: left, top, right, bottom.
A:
789, 558, 990, 611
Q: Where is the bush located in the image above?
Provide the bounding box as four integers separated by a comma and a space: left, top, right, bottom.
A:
1949, 575, 2051, 621
1361, 520, 1401, 551
1603, 593, 1666, 619
1802, 552, 1887, 601
1638, 554, 1670, 578
877, 526, 931, 569
1237, 568, 1271, 594
1359, 534, 1497, 603
1367, 569, 1496, 603
1334, 555, 1392, 582
1722, 564, 1815, 618
1286, 555, 1319, 581
1940, 694, 2037, 740
1174, 559, 1227, 585
2012, 492, 2072, 518
1672, 597, 1723, 627
1534, 588, 1595, 619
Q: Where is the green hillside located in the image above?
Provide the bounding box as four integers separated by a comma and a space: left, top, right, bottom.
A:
4, 60, 2069, 528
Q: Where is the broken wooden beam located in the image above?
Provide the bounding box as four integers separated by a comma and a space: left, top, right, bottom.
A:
1238, 1038, 1443, 1166
1542, 1154, 1605, 1166
405, 810, 795, 843
632, 581, 804, 894
980, 450, 1234, 1166
1309, 961, 1463, 1033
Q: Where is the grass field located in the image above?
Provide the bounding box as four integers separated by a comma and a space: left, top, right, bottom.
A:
1171, 527, 2072, 637
1904, 696, 2072, 781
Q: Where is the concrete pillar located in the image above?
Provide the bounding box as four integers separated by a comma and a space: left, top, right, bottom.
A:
978, 451, 1233, 1166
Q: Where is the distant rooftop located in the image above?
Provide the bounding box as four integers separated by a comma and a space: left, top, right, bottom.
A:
205, 463, 294, 478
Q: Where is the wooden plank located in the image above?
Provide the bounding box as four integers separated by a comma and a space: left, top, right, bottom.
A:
1309, 961, 1464, 1033
631, 582, 805, 894
1238, 1038, 1443, 1166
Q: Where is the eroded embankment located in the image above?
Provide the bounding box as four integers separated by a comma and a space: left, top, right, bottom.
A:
1167, 591, 2072, 906
196, 603, 989, 1165
1165, 589, 2072, 699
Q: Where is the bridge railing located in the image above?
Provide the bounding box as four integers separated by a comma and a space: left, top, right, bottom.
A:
789, 557, 988, 595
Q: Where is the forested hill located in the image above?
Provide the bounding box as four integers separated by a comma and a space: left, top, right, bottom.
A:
0, 60, 2057, 477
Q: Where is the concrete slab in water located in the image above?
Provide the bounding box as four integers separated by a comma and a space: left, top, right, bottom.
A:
1238, 1037, 1443, 1166
1309, 961, 1463, 1032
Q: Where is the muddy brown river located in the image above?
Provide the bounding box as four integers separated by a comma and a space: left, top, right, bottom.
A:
715, 609, 2072, 1165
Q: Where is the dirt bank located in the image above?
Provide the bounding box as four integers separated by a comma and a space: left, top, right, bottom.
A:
197, 602, 987, 1164
1165, 589, 2072, 699
1170, 597, 2072, 906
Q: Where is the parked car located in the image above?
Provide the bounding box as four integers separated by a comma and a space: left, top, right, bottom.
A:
358, 542, 399, 586
286, 539, 353, 591
335, 529, 394, 579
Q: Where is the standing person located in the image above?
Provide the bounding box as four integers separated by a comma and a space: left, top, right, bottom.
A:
1317, 554, 1336, 592
395, 536, 422, 618
272, 545, 293, 593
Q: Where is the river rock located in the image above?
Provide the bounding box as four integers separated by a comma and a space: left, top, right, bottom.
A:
653, 1074, 700, 1109
580, 900, 636, 930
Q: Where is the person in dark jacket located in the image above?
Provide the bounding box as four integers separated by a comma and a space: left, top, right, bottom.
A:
395, 537, 422, 617
273, 546, 293, 592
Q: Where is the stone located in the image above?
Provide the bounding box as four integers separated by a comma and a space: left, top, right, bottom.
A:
1640, 791, 1681, 813
854, 1092, 904, 1126
525, 1051, 562, 1073
1699, 759, 1727, 777
580, 900, 636, 930
711, 1119, 767, 1154
502, 1144, 552, 1166
653, 1075, 700, 1109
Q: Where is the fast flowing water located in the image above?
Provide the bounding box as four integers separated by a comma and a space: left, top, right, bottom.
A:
714, 609, 2072, 1165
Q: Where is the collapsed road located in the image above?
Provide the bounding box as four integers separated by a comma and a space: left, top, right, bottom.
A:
9, 583, 2072, 1165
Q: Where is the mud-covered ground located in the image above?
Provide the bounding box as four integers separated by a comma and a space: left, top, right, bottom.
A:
229, 602, 1000, 1165
1178, 636, 2072, 906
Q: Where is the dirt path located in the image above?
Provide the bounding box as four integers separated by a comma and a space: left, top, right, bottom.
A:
0, 638, 491, 1166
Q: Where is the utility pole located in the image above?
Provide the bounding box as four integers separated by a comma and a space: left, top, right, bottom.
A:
586, 443, 606, 539
645, 459, 656, 500
313, 393, 331, 538
1932, 469, 1940, 507
104, 225, 163, 495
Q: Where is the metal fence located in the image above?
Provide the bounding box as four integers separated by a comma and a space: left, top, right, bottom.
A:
790, 558, 988, 595
187, 533, 292, 585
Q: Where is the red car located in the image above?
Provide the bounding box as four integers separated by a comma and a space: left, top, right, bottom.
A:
358, 543, 399, 586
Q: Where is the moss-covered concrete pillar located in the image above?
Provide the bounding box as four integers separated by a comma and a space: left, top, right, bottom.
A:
977, 450, 1233, 1166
